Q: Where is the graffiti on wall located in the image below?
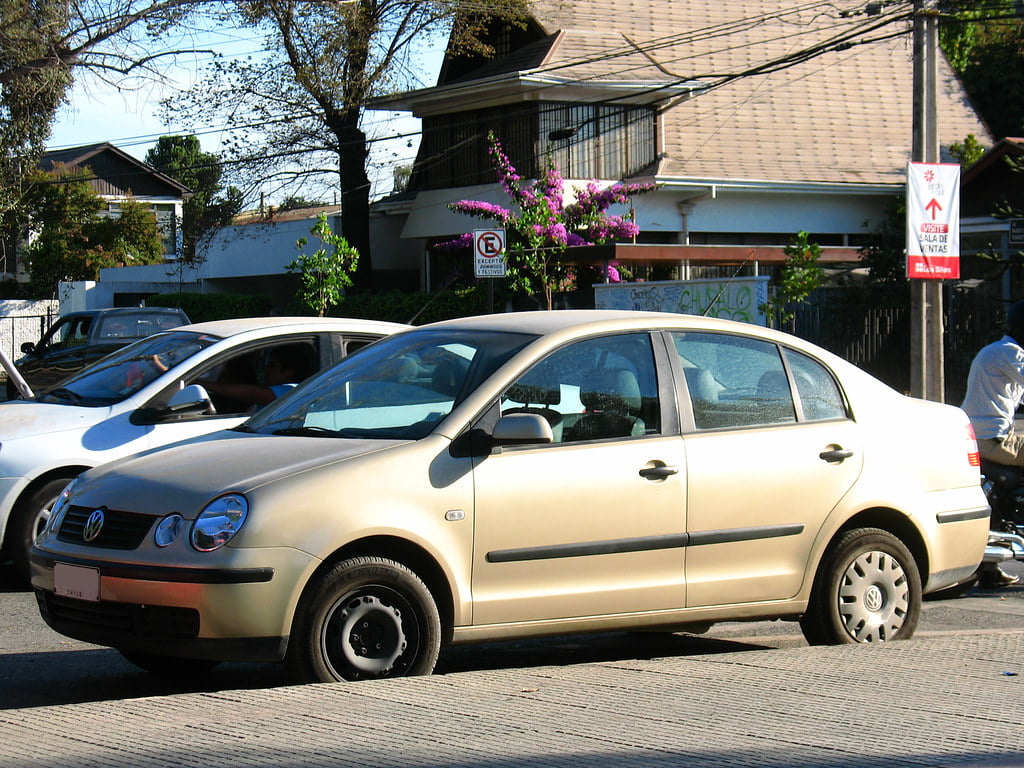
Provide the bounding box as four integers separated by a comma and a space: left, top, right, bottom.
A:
593, 277, 770, 325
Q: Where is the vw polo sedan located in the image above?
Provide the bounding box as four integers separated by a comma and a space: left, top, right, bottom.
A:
1, 317, 407, 581
31, 311, 989, 682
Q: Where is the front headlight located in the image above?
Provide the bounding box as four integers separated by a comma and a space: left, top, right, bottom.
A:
190, 493, 248, 552
46, 477, 80, 535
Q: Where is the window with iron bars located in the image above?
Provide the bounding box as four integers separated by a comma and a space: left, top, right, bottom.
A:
411, 102, 656, 191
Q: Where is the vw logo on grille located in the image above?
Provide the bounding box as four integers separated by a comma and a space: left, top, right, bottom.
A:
82, 509, 105, 542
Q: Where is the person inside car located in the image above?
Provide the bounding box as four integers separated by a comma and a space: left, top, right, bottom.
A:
199, 344, 310, 410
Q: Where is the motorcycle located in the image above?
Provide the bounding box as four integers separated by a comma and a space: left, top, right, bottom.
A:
927, 459, 1024, 599
980, 459, 1024, 569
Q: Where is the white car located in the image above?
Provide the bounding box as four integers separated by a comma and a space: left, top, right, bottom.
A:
0, 316, 407, 580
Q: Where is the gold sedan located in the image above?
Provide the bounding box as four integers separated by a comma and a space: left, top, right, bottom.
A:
31, 311, 989, 682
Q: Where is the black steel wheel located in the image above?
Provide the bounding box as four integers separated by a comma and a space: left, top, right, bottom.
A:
287, 556, 441, 683
800, 527, 921, 645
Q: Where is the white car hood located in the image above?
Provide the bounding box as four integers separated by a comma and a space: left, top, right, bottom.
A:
0, 400, 108, 439
72, 429, 408, 514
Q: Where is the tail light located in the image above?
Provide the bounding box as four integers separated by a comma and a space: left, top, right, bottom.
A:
966, 423, 981, 467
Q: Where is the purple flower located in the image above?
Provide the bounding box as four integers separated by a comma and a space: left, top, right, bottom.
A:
434, 232, 473, 253
450, 200, 513, 224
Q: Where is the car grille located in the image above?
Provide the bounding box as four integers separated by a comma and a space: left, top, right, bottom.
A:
57, 505, 154, 549
36, 591, 200, 641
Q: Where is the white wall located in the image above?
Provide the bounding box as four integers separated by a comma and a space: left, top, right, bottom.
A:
0, 299, 59, 361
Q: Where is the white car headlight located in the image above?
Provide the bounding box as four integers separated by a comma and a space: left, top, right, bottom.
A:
46, 477, 80, 535
190, 493, 248, 552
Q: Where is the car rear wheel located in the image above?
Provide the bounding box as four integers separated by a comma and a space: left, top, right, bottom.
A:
9, 475, 76, 584
119, 650, 220, 678
287, 556, 441, 683
800, 527, 921, 645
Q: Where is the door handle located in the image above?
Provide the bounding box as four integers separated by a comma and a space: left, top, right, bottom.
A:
819, 447, 853, 463
639, 464, 679, 480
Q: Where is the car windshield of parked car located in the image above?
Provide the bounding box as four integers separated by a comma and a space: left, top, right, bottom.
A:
37, 331, 219, 406
246, 329, 538, 440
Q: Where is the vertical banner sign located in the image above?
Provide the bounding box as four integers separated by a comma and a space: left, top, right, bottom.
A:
473, 229, 507, 278
906, 162, 960, 279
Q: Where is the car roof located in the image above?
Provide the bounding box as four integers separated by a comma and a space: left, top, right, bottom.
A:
175, 316, 411, 338
67, 307, 188, 317
417, 310, 783, 339
416, 310, 851, 365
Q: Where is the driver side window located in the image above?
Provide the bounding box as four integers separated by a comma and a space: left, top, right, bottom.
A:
500, 332, 661, 444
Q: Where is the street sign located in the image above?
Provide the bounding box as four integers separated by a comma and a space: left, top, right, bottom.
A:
473, 229, 507, 278
1010, 219, 1024, 247
906, 162, 960, 279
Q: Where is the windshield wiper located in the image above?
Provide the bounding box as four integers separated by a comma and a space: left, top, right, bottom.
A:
45, 388, 83, 404
271, 425, 345, 437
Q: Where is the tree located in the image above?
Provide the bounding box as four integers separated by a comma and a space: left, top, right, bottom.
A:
145, 134, 244, 262
163, 0, 531, 289
286, 213, 358, 316
22, 165, 165, 297
441, 132, 654, 310
759, 231, 824, 327
0, 0, 207, 218
278, 195, 329, 212
941, 2, 1024, 139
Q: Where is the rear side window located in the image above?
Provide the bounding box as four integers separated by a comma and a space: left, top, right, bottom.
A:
97, 312, 184, 340
784, 349, 846, 422
672, 332, 845, 429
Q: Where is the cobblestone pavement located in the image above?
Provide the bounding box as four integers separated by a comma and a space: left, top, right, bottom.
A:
3, 631, 1024, 768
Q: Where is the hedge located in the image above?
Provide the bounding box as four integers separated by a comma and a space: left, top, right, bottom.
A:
146, 293, 274, 323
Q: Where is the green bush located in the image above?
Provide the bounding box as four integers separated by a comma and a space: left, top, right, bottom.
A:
146, 292, 274, 323
325, 286, 491, 325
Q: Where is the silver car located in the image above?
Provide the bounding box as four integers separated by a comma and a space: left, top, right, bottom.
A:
31, 311, 989, 682
1, 316, 407, 581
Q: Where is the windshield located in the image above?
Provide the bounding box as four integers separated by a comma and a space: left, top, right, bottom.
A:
37, 331, 219, 406
246, 329, 537, 440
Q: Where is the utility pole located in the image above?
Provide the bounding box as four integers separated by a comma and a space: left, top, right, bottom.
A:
909, 0, 944, 401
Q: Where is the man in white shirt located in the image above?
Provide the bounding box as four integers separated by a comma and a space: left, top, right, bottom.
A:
962, 300, 1024, 587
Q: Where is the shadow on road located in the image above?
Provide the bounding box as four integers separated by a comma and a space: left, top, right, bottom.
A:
0, 631, 775, 711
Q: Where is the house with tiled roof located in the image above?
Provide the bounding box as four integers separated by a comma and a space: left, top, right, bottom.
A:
4, 143, 191, 286
383, 0, 991, 281
93, 0, 993, 316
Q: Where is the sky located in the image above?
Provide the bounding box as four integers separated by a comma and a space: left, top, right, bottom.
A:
45, 24, 435, 203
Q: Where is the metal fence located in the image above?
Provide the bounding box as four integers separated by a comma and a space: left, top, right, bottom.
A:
791, 286, 1003, 403
0, 312, 54, 379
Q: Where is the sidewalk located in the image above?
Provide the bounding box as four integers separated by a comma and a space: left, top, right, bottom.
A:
2, 632, 1024, 768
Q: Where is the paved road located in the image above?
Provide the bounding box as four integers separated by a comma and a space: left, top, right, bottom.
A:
4, 560, 1024, 710
2, 631, 1024, 767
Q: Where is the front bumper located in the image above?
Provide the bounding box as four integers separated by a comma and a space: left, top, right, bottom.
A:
29, 545, 317, 662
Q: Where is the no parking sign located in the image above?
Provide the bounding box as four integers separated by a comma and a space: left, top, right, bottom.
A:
473, 229, 507, 278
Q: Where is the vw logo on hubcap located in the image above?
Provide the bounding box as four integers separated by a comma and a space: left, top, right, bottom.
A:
82, 509, 105, 542
864, 584, 884, 612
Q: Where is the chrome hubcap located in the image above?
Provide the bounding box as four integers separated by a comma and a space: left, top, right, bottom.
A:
838, 550, 909, 642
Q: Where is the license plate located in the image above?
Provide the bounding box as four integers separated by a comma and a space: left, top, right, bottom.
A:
54, 563, 100, 603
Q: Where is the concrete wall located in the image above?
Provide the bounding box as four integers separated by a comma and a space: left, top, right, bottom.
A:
0, 299, 59, 362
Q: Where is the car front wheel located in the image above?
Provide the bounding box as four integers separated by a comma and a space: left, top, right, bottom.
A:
9, 475, 77, 584
800, 527, 921, 645
287, 556, 442, 683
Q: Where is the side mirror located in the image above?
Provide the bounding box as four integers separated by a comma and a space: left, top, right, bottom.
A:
492, 413, 553, 445
165, 384, 216, 416
134, 384, 216, 424
20, 341, 35, 354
